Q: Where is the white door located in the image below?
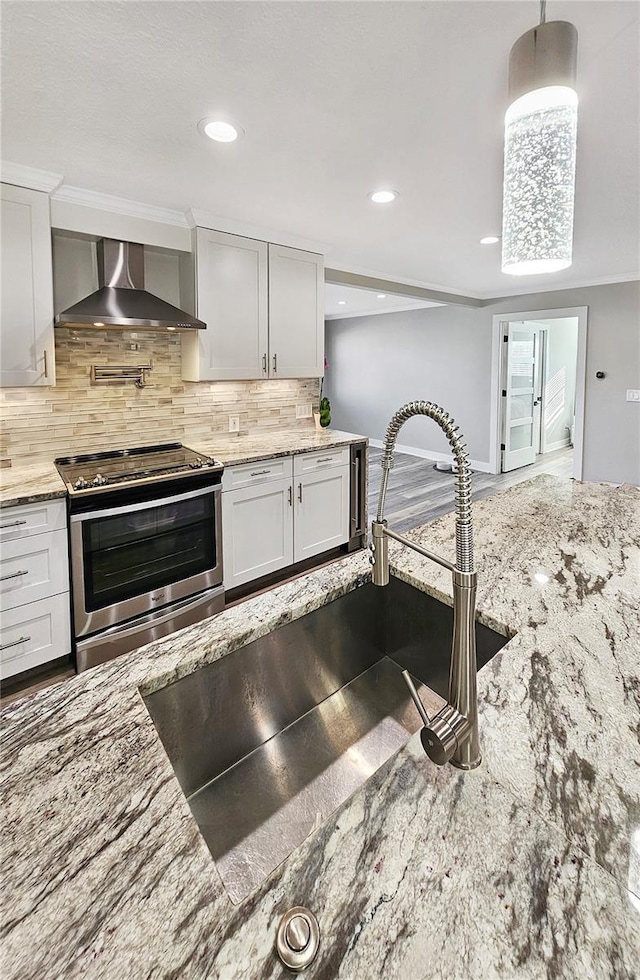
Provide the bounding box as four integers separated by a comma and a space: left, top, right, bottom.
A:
182, 228, 268, 381
1, 183, 55, 387
268, 244, 324, 378
294, 466, 349, 563
502, 322, 543, 472
222, 477, 294, 589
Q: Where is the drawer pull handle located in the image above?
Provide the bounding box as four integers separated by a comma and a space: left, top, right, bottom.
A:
0, 635, 31, 652
315, 457, 333, 463
0, 520, 28, 530
250, 470, 271, 477
0, 570, 28, 582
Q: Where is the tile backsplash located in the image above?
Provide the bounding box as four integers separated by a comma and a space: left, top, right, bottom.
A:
0, 329, 320, 467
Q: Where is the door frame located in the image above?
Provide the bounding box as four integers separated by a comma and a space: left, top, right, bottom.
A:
489, 306, 588, 479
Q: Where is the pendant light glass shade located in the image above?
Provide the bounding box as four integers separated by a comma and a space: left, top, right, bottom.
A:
501, 21, 578, 276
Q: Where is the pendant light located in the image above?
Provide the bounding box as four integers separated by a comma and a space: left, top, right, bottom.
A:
501, 2, 578, 276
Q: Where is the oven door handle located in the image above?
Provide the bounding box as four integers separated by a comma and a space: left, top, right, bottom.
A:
70, 483, 221, 523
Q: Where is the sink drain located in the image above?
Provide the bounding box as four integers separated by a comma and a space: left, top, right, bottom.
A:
276, 907, 320, 972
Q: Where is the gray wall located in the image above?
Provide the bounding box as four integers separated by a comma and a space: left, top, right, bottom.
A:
325, 280, 639, 484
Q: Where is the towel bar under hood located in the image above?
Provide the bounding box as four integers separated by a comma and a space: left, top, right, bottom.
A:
55, 239, 206, 331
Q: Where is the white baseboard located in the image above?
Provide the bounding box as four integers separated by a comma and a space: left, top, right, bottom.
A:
369, 439, 492, 473
543, 437, 571, 453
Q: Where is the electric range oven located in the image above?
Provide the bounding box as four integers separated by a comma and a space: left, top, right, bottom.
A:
56, 443, 224, 672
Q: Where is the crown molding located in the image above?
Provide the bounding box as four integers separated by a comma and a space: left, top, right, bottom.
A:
481, 271, 640, 302
52, 184, 189, 228
0, 161, 64, 193
186, 208, 330, 253
325, 261, 481, 303
326, 300, 442, 321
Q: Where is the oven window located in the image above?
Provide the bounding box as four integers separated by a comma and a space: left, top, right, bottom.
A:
82, 493, 216, 611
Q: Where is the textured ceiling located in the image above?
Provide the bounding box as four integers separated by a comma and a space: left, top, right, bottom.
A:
2, 1, 638, 297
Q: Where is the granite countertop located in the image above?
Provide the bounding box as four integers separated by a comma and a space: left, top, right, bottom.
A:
0, 429, 366, 508
1, 475, 639, 978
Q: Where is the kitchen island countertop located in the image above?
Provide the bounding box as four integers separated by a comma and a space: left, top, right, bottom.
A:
0, 428, 366, 508
1, 474, 639, 978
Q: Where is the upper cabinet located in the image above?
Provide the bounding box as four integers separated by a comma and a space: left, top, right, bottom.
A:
182, 228, 324, 382
1, 184, 55, 387
268, 244, 323, 380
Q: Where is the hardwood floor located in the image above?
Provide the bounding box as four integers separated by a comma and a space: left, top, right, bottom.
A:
368, 447, 573, 534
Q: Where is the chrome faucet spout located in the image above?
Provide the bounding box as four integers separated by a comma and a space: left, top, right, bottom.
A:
371, 401, 481, 770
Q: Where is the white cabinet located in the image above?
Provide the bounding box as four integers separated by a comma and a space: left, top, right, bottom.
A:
0, 499, 71, 679
222, 450, 350, 590
293, 465, 350, 563
222, 458, 295, 588
1, 183, 55, 387
268, 244, 324, 379
182, 229, 324, 382
182, 229, 268, 381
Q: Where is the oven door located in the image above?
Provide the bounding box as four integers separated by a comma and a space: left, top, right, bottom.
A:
70, 484, 222, 639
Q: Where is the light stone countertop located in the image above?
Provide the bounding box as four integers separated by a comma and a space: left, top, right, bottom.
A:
0, 429, 366, 508
1, 475, 639, 978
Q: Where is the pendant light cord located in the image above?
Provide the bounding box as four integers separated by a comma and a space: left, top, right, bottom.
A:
540, 0, 547, 24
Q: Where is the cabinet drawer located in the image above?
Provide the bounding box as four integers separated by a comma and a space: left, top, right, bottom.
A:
222, 455, 293, 492
0, 499, 66, 542
293, 447, 350, 475
0, 594, 71, 679
0, 528, 70, 613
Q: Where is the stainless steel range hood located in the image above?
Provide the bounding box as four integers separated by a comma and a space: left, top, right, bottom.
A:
54, 239, 206, 331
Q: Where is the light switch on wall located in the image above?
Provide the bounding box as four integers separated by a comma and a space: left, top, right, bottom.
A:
228, 415, 240, 432
626, 389, 640, 402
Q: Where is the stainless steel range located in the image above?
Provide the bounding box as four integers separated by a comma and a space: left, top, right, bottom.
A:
55, 443, 224, 672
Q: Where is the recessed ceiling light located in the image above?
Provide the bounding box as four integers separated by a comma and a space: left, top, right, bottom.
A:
376, 294, 387, 299
368, 190, 399, 204
198, 118, 243, 143
480, 236, 500, 245
338, 300, 347, 305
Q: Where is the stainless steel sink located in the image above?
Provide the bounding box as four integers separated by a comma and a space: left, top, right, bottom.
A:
144, 577, 508, 903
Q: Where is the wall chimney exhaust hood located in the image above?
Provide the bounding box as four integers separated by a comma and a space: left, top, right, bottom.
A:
54, 239, 206, 331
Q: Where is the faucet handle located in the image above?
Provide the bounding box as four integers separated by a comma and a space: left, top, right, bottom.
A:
401, 670, 471, 767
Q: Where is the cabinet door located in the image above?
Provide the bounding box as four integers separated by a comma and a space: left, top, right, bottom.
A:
222, 477, 294, 589
294, 465, 349, 563
182, 229, 268, 381
268, 244, 324, 379
1, 184, 55, 387
0, 593, 71, 679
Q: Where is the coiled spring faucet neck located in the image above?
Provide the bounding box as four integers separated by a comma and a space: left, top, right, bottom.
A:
376, 400, 474, 573
371, 401, 480, 771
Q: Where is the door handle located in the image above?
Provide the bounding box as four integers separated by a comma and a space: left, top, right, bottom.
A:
0, 569, 29, 582
262, 354, 267, 374
0, 635, 31, 651
298, 483, 303, 503
288, 485, 293, 506
272, 354, 277, 374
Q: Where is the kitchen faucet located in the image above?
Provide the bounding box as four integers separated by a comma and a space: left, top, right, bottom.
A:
371, 401, 480, 770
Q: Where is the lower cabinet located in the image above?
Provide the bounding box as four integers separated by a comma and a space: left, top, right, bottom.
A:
0, 499, 71, 679
222, 450, 351, 590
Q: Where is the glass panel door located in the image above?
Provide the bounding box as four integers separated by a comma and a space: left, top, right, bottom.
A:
502, 323, 542, 472
82, 492, 217, 611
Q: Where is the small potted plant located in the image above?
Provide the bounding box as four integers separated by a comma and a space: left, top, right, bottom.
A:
314, 357, 331, 429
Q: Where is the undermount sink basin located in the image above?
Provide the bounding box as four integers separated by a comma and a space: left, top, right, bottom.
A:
144, 577, 508, 903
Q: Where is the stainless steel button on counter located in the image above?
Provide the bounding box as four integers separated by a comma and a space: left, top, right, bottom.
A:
276, 907, 320, 972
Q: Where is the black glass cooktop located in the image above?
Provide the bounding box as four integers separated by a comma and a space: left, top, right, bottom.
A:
55, 443, 222, 494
